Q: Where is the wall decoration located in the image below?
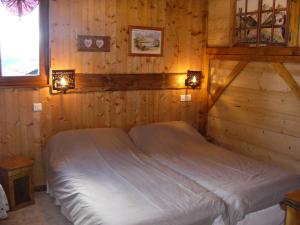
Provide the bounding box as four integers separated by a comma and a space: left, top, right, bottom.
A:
77, 35, 110, 52
129, 26, 164, 56
234, 0, 289, 46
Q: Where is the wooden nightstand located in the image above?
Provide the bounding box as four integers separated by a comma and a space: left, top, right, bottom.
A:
0, 156, 34, 211
281, 188, 300, 225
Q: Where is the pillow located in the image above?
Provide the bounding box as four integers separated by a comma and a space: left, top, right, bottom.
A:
129, 121, 207, 155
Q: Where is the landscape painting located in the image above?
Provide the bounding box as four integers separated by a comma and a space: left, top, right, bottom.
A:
129, 26, 164, 56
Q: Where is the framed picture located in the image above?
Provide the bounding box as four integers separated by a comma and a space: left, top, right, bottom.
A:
129, 26, 164, 56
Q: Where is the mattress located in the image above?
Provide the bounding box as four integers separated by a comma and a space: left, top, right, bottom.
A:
129, 121, 300, 225
44, 128, 226, 225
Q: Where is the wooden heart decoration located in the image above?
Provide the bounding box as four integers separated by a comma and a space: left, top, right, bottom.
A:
96, 39, 104, 49
84, 39, 93, 48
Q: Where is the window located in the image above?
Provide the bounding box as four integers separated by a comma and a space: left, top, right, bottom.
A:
0, 0, 49, 86
234, 0, 289, 46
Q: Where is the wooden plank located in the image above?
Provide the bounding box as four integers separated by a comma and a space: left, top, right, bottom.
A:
214, 86, 300, 117
207, 131, 300, 174
74, 73, 191, 91
289, 0, 300, 46
209, 100, 300, 138
272, 63, 300, 101
207, 0, 232, 46
209, 54, 300, 62
208, 61, 249, 111
207, 47, 300, 56
206, 47, 300, 62
208, 117, 300, 160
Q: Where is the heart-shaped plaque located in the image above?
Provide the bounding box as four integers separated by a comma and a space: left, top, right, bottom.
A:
96, 39, 104, 49
84, 39, 93, 48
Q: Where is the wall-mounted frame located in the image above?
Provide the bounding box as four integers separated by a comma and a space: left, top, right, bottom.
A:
77, 35, 110, 52
234, 0, 290, 46
129, 26, 164, 57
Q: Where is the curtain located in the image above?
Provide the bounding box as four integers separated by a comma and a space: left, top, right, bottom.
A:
0, 0, 39, 17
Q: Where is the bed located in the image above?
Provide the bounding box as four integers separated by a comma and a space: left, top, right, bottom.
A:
129, 121, 300, 225
44, 128, 227, 225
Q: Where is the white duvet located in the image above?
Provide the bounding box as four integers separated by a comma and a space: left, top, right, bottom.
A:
44, 128, 226, 225
129, 121, 300, 225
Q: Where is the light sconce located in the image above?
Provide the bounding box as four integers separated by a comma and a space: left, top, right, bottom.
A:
185, 70, 203, 89
52, 69, 75, 94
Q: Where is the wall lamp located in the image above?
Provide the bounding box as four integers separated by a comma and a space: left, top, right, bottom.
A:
52, 69, 75, 94
185, 70, 203, 89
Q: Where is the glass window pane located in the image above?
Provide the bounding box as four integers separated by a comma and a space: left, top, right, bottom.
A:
260, 28, 272, 42
273, 27, 285, 43
240, 15, 247, 29
0, 5, 39, 77
245, 29, 257, 43
276, 0, 287, 9
247, 0, 259, 13
262, 0, 274, 11
261, 12, 274, 27
236, 0, 246, 14
235, 29, 245, 42
236, 16, 241, 28
274, 11, 286, 26
245, 14, 258, 28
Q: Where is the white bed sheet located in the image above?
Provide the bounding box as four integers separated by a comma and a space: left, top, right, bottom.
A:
236, 204, 284, 225
129, 121, 300, 225
0, 184, 9, 219
44, 128, 227, 225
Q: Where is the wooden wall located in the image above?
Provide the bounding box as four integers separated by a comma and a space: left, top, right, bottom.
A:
51, 0, 205, 73
0, 0, 207, 186
207, 0, 300, 172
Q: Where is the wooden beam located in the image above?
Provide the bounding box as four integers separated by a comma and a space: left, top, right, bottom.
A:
209, 54, 300, 63
206, 47, 300, 62
70, 73, 190, 92
208, 61, 249, 111
207, 47, 300, 56
271, 63, 300, 101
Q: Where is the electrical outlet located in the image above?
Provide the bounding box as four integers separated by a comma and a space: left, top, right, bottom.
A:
180, 94, 192, 102
33, 103, 42, 112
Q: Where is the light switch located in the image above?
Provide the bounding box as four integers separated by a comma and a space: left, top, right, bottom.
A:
33, 103, 42, 112
180, 94, 192, 102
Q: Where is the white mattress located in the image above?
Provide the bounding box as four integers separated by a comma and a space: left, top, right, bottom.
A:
44, 128, 227, 225
129, 121, 300, 225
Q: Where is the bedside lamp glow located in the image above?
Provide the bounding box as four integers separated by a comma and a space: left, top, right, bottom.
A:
60, 77, 68, 87
52, 70, 75, 94
185, 70, 203, 89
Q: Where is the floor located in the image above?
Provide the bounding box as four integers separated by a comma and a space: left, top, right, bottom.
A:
0, 192, 72, 225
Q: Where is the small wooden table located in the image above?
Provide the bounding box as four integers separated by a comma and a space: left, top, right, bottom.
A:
0, 156, 34, 211
281, 188, 300, 225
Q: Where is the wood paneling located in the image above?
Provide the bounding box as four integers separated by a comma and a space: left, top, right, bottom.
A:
0, 0, 207, 186
207, 61, 300, 173
50, 0, 205, 74
207, 1, 300, 173
207, 0, 232, 46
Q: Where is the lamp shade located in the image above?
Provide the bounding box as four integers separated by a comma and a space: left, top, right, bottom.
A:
52, 69, 75, 94
185, 70, 202, 89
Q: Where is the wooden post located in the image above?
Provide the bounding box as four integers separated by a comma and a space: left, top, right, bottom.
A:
272, 63, 300, 101
208, 60, 249, 111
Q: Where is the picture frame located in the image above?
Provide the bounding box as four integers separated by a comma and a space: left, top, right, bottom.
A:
129, 26, 164, 57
